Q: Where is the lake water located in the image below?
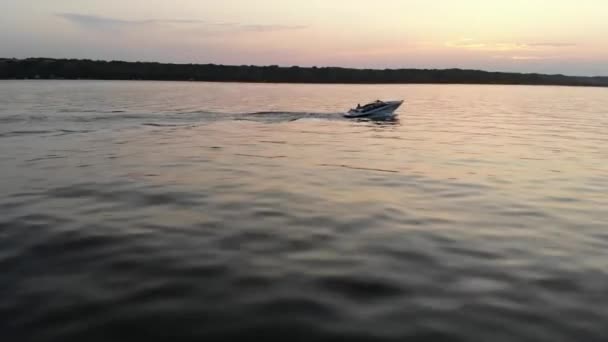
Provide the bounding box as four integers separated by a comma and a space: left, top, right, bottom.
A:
1, 80, 608, 341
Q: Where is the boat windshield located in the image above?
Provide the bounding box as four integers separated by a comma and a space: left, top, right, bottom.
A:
359, 100, 386, 111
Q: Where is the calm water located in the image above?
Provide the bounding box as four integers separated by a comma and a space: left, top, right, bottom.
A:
1, 80, 608, 341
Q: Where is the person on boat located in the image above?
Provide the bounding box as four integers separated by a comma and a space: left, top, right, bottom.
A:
356, 103, 361, 109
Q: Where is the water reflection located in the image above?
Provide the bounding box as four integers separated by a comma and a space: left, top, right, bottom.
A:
1, 81, 607, 342
355, 116, 401, 126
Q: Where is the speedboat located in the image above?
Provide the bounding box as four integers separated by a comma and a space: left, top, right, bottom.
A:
344, 100, 403, 119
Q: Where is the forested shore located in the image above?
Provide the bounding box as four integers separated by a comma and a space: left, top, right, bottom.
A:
2, 58, 607, 87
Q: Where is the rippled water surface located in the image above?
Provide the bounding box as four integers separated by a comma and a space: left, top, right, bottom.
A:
1, 80, 608, 341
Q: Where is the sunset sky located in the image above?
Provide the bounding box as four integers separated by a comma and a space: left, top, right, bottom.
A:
2, 0, 607, 75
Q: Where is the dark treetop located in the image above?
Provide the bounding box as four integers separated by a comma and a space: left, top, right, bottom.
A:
2, 58, 607, 87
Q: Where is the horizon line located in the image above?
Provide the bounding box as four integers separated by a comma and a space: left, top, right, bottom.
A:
3, 56, 607, 79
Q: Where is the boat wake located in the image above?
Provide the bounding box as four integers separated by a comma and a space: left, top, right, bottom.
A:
237, 111, 345, 123
0, 108, 397, 140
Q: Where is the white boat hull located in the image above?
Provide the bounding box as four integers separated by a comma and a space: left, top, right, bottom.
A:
344, 100, 403, 119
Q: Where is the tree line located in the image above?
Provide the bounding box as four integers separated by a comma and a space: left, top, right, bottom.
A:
1, 58, 607, 87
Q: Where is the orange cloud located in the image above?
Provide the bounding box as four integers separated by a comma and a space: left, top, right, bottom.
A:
445, 38, 575, 52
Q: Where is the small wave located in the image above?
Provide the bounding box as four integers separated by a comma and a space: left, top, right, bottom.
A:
171, 110, 218, 115
0, 116, 25, 124
59, 109, 126, 113
26, 155, 66, 162
259, 140, 287, 144
142, 123, 190, 127
235, 153, 287, 159
55, 129, 95, 136
317, 274, 404, 300
8, 129, 53, 134
0, 130, 55, 138
0, 129, 95, 138
46, 182, 203, 208
71, 114, 149, 122
318, 163, 400, 173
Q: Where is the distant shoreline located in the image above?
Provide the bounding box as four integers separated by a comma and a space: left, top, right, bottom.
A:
2, 58, 607, 87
